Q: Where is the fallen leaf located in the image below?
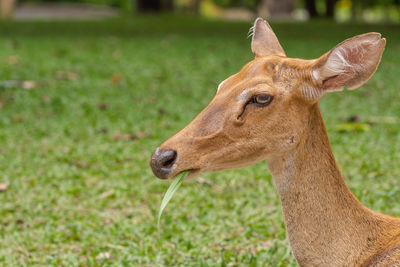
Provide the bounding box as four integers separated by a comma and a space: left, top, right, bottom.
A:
102, 218, 112, 225
0, 181, 10, 192
70, 161, 89, 168
16, 247, 29, 257
41, 95, 51, 103
111, 74, 121, 84
113, 131, 133, 141
106, 244, 125, 250
158, 108, 166, 115
12, 115, 24, 122
335, 123, 371, 133
21, 81, 36, 90
196, 177, 214, 186
0, 80, 36, 89
55, 71, 79, 81
98, 190, 115, 199
249, 241, 274, 254
7, 55, 19, 65
135, 131, 149, 139
346, 115, 361, 123
96, 252, 111, 260
6, 40, 18, 49
69, 245, 82, 253
99, 127, 108, 134
259, 241, 274, 250
97, 103, 108, 110
116, 157, 132, 164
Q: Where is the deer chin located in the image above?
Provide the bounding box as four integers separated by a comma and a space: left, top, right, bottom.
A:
168, 168, 201, 180
185, 169, 201, 180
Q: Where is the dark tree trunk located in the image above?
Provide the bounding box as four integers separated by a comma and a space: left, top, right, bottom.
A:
305, 0, 319, 18
193, 0, 202, 15
162, 0, 174, 11
137, 0, 173, 13
351, 0, 357, 21
325, 0, 336, 18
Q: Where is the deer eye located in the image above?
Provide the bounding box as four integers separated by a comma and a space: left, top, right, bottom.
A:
251, 94, 274, 106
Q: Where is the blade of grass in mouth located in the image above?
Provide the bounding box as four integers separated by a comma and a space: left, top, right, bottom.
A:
157, 170, 190, 227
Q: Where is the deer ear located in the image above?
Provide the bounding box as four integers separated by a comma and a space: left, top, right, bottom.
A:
251, 18, 286, 57
312, 33, 386, 93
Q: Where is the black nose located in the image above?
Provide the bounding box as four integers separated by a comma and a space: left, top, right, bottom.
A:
150, 147, 177, 179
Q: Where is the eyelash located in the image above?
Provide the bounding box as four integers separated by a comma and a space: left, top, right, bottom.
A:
237, 94, 273, 121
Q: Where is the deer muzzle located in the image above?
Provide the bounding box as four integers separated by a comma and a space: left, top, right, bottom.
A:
150, 147, 178, 179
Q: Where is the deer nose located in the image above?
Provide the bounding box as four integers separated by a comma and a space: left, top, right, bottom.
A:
150, 147, 177, 179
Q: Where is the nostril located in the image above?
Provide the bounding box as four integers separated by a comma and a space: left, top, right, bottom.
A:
161, 150, 177, 168
162, 158, 175, 168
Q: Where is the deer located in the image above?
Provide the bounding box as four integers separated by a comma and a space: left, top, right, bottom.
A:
150, 18, 400, 266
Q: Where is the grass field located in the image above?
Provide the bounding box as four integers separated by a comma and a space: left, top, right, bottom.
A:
0, 16, 399, 266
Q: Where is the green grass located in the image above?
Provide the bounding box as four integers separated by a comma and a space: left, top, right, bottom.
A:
0, 16, 399, 266
158, 171, 189, 228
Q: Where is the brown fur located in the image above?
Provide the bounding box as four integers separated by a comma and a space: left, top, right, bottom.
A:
151, 18, 400, 266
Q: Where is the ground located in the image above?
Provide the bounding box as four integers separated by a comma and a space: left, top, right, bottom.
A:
0, 16, 399, 266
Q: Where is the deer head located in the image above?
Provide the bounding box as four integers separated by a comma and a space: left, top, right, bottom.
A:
150, 18, 386, 180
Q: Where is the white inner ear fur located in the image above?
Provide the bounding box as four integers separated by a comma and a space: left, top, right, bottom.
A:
306, 33, 384, 100
323, 47, 353, 78
316, 39, 378, 83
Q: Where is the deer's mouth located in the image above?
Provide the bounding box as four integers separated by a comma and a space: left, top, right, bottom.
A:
168, 168, 201, 180
179, 169, 201, 180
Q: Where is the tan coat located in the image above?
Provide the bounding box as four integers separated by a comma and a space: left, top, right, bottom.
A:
150, 18, 400, 266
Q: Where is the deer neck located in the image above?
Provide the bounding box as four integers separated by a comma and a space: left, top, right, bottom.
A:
266, 103, 392, 266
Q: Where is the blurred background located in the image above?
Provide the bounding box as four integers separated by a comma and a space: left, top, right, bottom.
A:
1, 0, 400, 22
0, 0, 399, 266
